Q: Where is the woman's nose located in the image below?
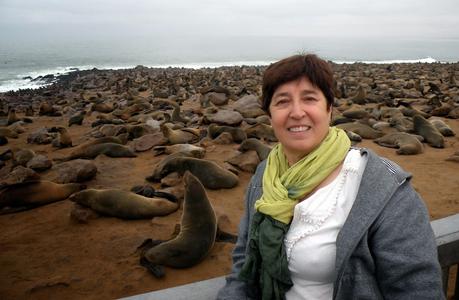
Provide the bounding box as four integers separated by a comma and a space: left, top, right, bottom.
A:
289, 100, 306, 119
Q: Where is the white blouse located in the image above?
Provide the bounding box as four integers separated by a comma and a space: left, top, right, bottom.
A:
285, 149, 368, 300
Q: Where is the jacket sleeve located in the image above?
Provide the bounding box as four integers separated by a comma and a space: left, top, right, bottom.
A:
370, 180, 445, 300
216, 172, 260, 300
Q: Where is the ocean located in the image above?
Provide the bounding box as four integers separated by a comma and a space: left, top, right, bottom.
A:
1, 35, 458, 93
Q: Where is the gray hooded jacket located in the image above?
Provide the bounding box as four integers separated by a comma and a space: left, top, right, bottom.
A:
216, 148, 444, 299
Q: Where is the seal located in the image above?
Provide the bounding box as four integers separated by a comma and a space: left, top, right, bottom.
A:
152, 144, 206, 158
161, 124, 199, 145
429, 118, 455, 137
50, 126, 73, 148
244, 123, 277, 142
374, 132, 424, 155
139, 171, 217, 277
208, 124, 247, 143
337, 122, 384, 139
0, 181, 85, 214
7, 108, 20, 125
147, 156, 239, 189
68, 188, 179, 219
238, 138, 272, 161
152, 99, 190, 124
413, 114, 445, 148
68, 110, 86, 127
0, 128, 19, 139
55, 137, 131, 162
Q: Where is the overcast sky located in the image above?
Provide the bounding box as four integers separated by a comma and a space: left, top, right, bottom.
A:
1, 0, 459, 40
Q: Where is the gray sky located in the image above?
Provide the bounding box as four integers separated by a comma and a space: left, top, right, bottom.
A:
1, 0, 459, 40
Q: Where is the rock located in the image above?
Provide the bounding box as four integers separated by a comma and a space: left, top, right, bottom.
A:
133, 133, 167, 152
26, 154, 52, 172
203, 109, 243, 126
232, 94, 265, 118
27, 128, 54, 144
51, 159, 97, 183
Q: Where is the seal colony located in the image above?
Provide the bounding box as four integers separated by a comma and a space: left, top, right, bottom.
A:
0, 62, 458, 299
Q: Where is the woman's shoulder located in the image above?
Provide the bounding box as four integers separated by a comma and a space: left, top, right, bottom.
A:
250, 159, 267, 187
355, 147, 412, 184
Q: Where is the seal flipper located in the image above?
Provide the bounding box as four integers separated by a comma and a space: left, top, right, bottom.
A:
139, 256, 165, 278
215, 227, 238, 244
136, 238, 164, 253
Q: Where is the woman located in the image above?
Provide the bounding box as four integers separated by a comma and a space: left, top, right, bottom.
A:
216, 54, 444, 300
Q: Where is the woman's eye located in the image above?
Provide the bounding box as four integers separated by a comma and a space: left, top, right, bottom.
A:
275, 99, 288, 105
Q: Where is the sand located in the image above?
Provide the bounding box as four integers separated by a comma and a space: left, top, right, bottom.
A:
0, 63, 458, 299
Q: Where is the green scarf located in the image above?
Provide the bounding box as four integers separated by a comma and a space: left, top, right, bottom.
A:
239, 127, 351, 300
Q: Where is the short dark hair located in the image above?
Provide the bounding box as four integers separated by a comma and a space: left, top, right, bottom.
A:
261, 54, 334, 115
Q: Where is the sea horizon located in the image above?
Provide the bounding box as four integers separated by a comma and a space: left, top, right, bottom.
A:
1, 35, 459, 93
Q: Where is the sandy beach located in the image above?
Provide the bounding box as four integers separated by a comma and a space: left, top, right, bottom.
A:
0, 63, 458, 299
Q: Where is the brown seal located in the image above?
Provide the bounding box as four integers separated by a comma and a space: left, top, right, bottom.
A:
208, 123, 247, 143
7, 108, 20, 125
161, 124, 199, 145
152, 144, 206, 158
413, 114, 445, 148
0, 181, 85, 214
68, 110, 86, 127
244, 123, 277, 142
50, 126, 73, 148
68, 188, 179, 219
152, 99, 190, 124
147, 156, 239, 189
139, 171, 217, 277
55, 137, 132, 162
238, 138, 272, 161
337, 122, 384, 139
429, 118, 455, 137
374, 132, 424, 155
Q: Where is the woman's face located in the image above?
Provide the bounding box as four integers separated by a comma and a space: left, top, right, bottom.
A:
269, 76, 331, 165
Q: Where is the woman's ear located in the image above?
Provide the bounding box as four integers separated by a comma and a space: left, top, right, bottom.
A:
328, 105, 333, 124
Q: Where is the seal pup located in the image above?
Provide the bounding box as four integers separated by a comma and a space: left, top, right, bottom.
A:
139, 171, 217, 277
0, 181, 85, 214
374, 132, 424, 155
50, 126, 73, 148
68, 188, 179, 219
148, 156, 239, 189
413, 114, 445, 148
